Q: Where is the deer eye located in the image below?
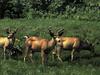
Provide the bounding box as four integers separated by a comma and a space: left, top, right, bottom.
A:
56, 38, 61, 42
58, 40, 61, 42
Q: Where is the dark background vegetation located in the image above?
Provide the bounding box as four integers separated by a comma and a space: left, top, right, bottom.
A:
0, 0, 100, 20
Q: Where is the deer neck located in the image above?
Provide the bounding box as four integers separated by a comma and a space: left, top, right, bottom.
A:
48, 38, 56, 48
8, 37, 15, 46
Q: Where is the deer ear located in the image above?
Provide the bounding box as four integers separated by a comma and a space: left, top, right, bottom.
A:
57, 29, 64, 36
6, 28, 11, 34
14, 28, 18, 33
48, 28, 55, 37
86, 39, 90, 44
92, 39, 100, 46
58, 31, 64, 36
24, 35, 29, 39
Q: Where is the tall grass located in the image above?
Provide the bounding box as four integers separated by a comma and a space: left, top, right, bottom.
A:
0, 18, 100, 75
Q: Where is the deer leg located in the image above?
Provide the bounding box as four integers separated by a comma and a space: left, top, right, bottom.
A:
71, 41, 79, 61
71, 49, 75, 61
41, 50, 45, 65
56, 49, 63, 62
52, 49, 57, 61
57, 55, 63, 62
55, 45, 63, 62
24, 57, 26, 62
8, 49, 12, 59
3, 47, 6, 60
45, 53, 48, 64
28, 52, 34, 63
52, 54, 56, 62
24, 47, 28, 62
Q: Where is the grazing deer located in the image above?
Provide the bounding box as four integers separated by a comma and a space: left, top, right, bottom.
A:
23, 28, 61, 64
52, 29, 97, 62
0, 28, 18, 59
11, 45, 22, 59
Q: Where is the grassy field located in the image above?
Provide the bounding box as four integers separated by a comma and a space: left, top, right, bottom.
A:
0, 18, 100, 75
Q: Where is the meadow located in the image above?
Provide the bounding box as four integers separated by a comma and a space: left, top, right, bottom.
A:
0, 18, 100, 75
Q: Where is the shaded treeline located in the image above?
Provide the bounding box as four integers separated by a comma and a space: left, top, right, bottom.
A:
0, 0, 100, 20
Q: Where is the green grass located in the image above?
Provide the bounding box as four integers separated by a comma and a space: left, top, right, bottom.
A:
0, 18, 100, 75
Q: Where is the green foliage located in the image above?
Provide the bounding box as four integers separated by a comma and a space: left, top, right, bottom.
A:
0, 0, 10, 18
5, 0, 31, 18
0, 0, 100, 20
48, 0, 64, 13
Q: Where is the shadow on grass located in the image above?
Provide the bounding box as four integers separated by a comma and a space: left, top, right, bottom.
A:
62, 53, 100, 66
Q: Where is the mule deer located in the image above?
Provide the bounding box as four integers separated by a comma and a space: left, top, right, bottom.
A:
23, 28, 58, 64
52, 29, 97, 62
0, 28, 18, 59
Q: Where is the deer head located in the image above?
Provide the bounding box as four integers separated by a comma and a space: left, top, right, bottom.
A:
6, 28, 18, 39
48, 27, 64, 38
48, 27, 64, 47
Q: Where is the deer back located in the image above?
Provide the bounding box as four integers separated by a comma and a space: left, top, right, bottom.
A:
0, 37, 10, 47
25, 36, 49, 50
55, 37, 80, 49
